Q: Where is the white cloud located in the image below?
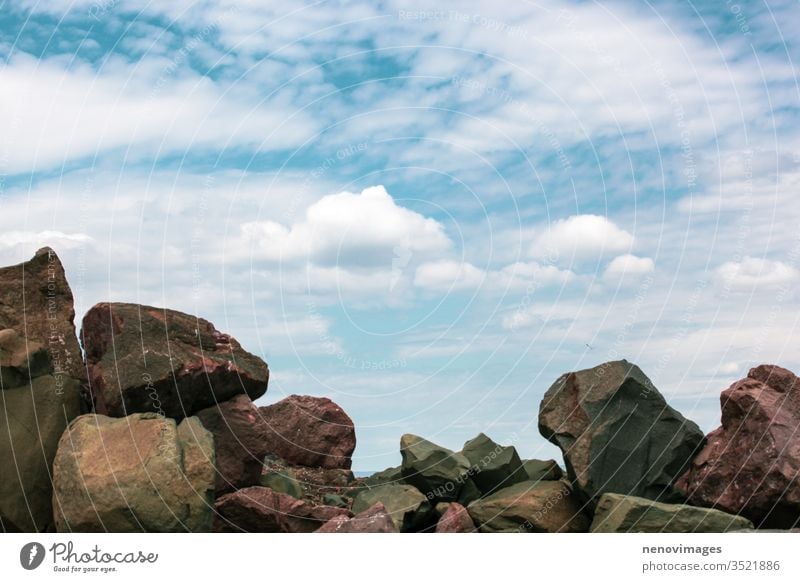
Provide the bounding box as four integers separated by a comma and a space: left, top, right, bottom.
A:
604, 254, 655, 279
0, 230, 93, 251
533, 214, 634, 262
716, 257, 800, 291
414, 260, 485, 291
414, 259, 575, 293
241, 186, 451, 266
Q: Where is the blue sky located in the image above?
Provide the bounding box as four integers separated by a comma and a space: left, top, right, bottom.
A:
1, 0, 799, 470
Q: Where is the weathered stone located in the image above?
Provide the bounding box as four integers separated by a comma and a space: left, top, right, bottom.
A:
677, 365, 800, 528
468, 480, 590, 533
81, 302, 268, 419
0, 248, 84, 532
591, 493, 754, 532
258, 395, 355, 470
435, 502, 475, 533
214, 486, 348, 532
317, 502, 395, 533
352, 483, 434, 532
52, 413, 215, 532
462, 433, 527, 495
359, 465, 403, 488
400, 434, 471, 501
322, 493, 349, 508
196, 394, 268, 494
539, 360, 704, 504
522, 459, 563, 482
260, 471, 304, 499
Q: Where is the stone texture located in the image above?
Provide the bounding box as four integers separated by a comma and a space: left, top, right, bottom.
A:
539, 360, 704, 504
0, 248, 83, 532
462, 433, 528, 495
214, 486, 348, 533
522, 459, 563, 482
400, 434, 471, 502
435, 502, 475, 533
468, 480, 590, 533
352, 483, 434, 532
258, 395, 355, 470
52, 413, 215, 532
81, 302, 268, 419
677, 365, 800, 528
317, 502, 395, 533
591, 493, 754, 532
358, 465, 403, 488
196, 394, 269, 494
260, 471, 304, 499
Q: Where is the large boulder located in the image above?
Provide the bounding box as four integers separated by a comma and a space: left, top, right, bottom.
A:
81, 302, 268, 419
352, 483, 434, 532
539, 360, 704, 504
214, 486, 348, 533
317, 502, 395, 533
52, 413, 215, 532
0, 248, 83, 532
462, 433, 528, 495
677, 365, 800, 528
400, 434, 472, 502
196, 394, 269, 494
258, 395, 355, 470
358, 465, 403, 489
435, 502, 475, 533
591, 493, 753, 532
522, 459, 563, 482
468, 480, 590, 533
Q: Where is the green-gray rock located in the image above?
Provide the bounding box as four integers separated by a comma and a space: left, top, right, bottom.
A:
462, 433, 527, 495
361, 465, 404, 488
590, 493, 754, 532
322, 493, 349, 508
522, 459, 563, 481
260, 471, 303, 499
468, 480, 590, 533
352, 483, 433, 532
538, 360, 704, 504
400, 434, 471, 501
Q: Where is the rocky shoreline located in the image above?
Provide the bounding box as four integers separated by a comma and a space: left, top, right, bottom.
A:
1, 248, 799, 533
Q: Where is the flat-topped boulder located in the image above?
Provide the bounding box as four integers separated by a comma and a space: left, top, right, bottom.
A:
400, 434, 472, 502
81, 302, 268, 419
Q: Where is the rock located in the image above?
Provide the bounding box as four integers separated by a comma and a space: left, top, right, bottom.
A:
352, 483, 434, 532
214, 486, 348, 533
52, 413, 215, 532
539, 360, 704, 504
456, 478, 482, 505
0, 248, 83, 532
435, 502, 475, 533
468, 480, 590, 533
196, 395, 269, 494
462, 433, 527, 495
81, 302, 268, 419
261, 472, 304, 499
591, 493, 754, 532
400, 434, 471, 501
317, 502, 395, 533
359, 465, 403, 488
322, 493, 349, 508
522, 459, 563, 482
677, 365, 800, 528
258, 395, 355, 470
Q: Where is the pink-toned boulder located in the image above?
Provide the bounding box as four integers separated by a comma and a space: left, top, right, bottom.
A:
435, 502, 475, 533
316, 502, 395, 533
259, 395, 356, 469
196, 394, 270, 494
677, 365, 800, 528
214, 486, 348, 533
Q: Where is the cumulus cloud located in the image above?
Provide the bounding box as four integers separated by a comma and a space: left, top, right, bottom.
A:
414, 260, 485, 291
414, 259, 575, 293
0, 230, 93, 251
716, 257, 800, 291
241, 186, 451, 266
532, 214, 635, 262
604, 254, 655, 280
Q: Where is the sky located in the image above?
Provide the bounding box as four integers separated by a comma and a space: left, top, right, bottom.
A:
1, 0, 799, 471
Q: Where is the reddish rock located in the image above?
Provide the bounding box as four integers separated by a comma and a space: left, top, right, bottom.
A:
316, 502, 395, 533
196, 395, 270, 494
81, 302, 268, 419
435, 502, 475, 533
214, 486, 348, 533
259, 395, 355, 469
677, 365, 800, 528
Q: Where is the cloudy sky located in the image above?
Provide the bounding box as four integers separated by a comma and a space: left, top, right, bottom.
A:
1, 0, 799, 470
